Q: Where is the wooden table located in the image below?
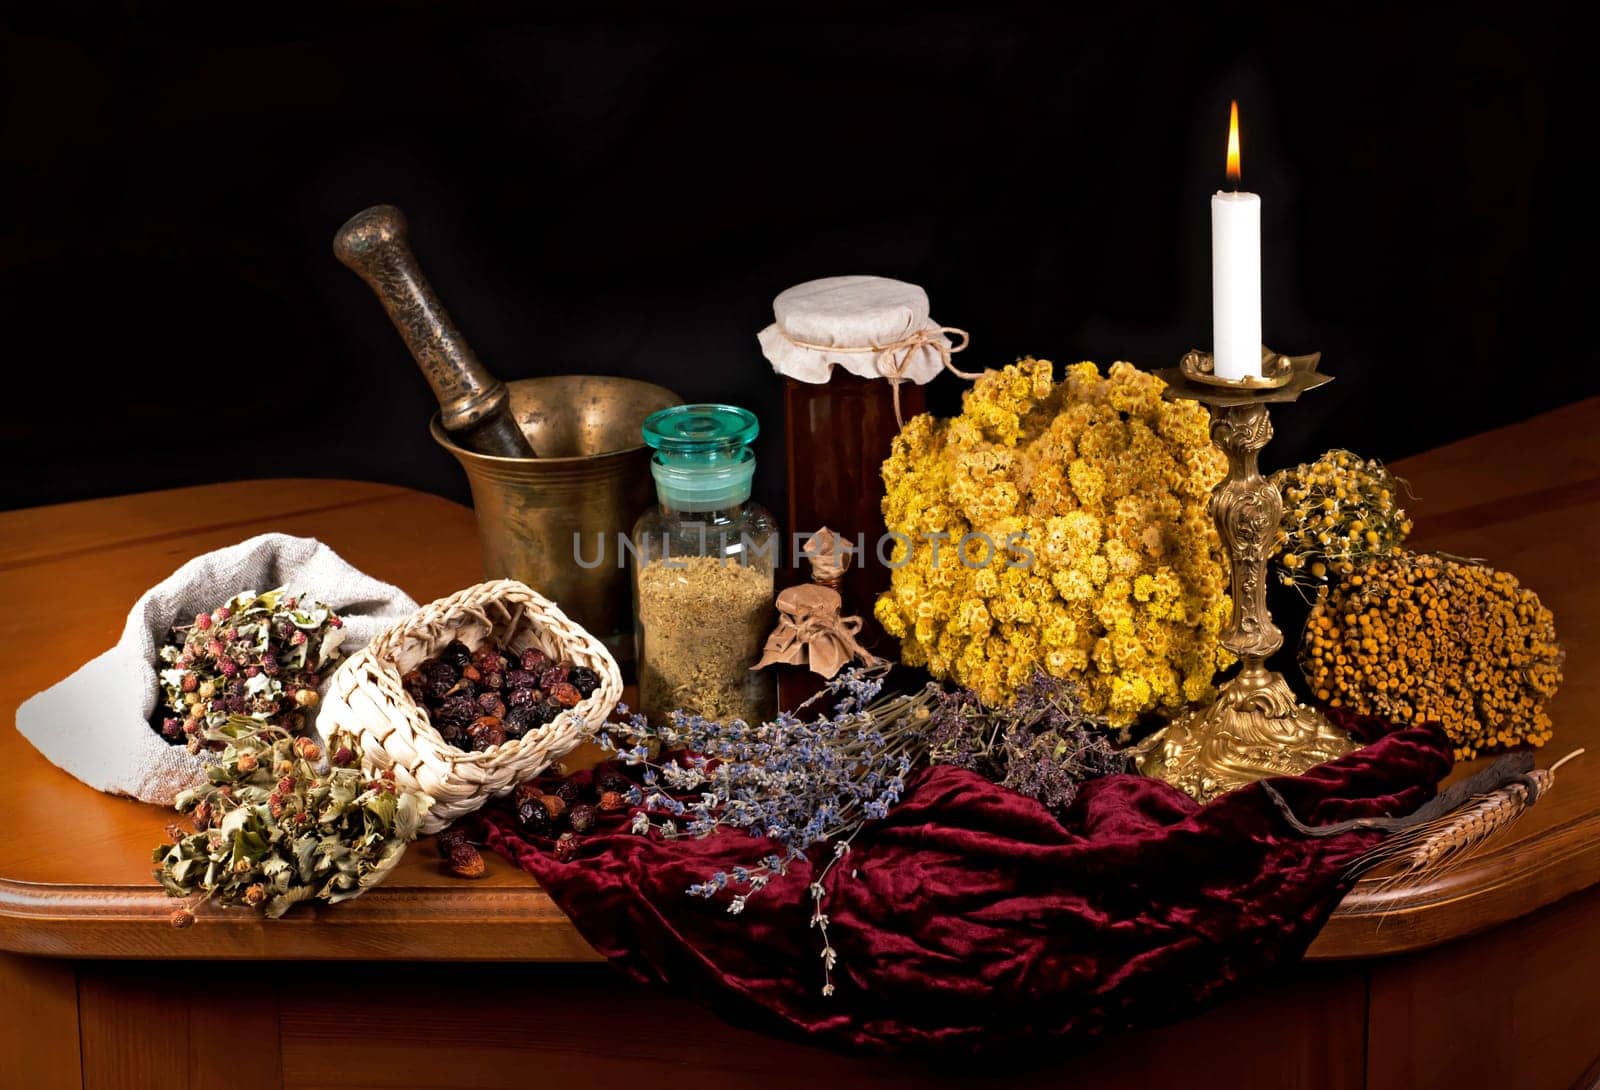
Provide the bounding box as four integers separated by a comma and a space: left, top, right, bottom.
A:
3, 399, 1597, 1090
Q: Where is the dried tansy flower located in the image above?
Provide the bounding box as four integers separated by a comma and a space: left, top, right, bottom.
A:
155, 588, 345, 749
876, 359, 1232, 727
153, 719, 428, 918
1271, 449, 1413, 588
1300, 554, 1563, 760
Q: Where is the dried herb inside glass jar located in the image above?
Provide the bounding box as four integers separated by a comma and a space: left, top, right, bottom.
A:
631, 405, 777, 724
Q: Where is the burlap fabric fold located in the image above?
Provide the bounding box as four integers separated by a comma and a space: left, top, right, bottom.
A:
15, 533, 417, 805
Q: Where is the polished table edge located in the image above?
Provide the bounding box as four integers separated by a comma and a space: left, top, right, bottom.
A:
1308, 806, 1600, 958
0, 875, 603, 961
4, 805, 1590, 961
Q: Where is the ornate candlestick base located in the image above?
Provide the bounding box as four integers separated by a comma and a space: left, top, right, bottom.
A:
1135, 350, 1356, 804
1138, 661, 1355, 803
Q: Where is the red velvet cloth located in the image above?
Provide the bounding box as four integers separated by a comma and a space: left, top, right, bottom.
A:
469, 714, 1451, 1053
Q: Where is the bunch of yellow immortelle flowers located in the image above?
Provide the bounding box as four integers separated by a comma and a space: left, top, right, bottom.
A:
876, 359, 1233, 729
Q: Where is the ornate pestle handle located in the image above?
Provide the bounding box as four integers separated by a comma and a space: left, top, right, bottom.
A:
333, 205, 536, 458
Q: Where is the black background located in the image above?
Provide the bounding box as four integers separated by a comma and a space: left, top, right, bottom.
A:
3, 3, 1590, 517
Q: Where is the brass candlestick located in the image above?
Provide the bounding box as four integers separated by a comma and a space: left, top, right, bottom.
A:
1135, 349, 1356, 804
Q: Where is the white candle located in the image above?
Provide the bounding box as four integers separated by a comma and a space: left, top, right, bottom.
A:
1211, 101, 1261, 381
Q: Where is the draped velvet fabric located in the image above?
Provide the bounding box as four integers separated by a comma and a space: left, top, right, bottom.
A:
470, 713, 1452, 1053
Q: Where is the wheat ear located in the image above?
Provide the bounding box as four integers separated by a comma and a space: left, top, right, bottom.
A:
1348, 748, 1584, 889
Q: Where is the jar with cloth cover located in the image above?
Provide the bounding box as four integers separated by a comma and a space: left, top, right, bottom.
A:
757, 275, 972, 656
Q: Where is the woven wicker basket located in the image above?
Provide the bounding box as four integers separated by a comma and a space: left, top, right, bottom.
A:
320, 579, 621, 834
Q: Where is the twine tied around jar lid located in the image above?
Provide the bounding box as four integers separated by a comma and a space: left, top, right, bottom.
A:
779, 326, 978, 426
757, 275, 978, 427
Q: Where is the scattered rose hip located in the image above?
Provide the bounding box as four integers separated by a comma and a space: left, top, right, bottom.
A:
448, 843, 486, 879
402, 639, 601, 754
434, 761, 639, 876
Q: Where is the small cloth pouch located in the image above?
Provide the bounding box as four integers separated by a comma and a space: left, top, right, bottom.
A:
15, 533, 418, 806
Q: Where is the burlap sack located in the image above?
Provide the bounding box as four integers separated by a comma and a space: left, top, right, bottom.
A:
15, 533, 418, 805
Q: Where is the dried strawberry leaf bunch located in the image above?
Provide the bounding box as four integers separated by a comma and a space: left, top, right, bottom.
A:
154, 717, 428, 921
402, 638, 601, 753
155, 588, 345, 750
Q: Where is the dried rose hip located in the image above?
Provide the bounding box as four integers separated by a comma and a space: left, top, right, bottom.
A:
568, 803, 597, 833
506, 669, 540, 691
435, 694, 479, 731
516, 799, 553, 837
441, 640, 473, 670
595, 766, 631, 797
502, 705, 536, 738
419, 661, 460, 701
467, 717, 506, 750
448, 843, 486, 878
567, 665, 601, 698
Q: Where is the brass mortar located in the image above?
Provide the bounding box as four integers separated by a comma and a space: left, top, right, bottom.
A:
432, 375, 682, 672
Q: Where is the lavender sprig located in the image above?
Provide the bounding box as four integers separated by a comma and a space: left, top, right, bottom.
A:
599, 666, 939, 996
927, 672, 1127, 813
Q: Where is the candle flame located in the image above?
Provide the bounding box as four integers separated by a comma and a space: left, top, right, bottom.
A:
1226, 100, 1241, 184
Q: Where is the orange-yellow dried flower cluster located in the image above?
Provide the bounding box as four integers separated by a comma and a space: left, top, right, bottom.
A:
875, 359, 1233, 728
1300, 553, 1563, 759
1271, 449, 1413, 588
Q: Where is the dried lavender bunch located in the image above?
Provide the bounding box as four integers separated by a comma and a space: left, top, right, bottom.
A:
928, 672, 1127, 813
156, 588, 345, 750
154, 718, 428, 921
597, 667, 940, 996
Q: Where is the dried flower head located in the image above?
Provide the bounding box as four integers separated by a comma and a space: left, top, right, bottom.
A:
1301, 554, 1563, 760
876, 359, 1232, 727
1272, 449, 1413, 588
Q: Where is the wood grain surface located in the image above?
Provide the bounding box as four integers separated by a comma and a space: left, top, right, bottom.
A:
0, 952, 81, 1090
0, 399, 1595, 965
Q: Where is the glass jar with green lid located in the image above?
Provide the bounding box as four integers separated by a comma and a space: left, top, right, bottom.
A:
632, 404, 778, 724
